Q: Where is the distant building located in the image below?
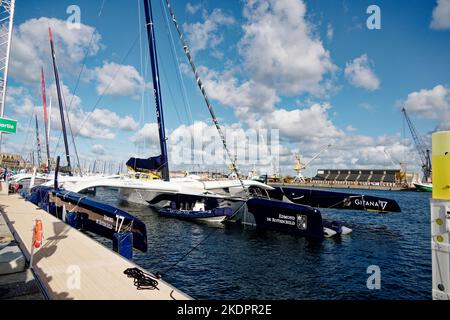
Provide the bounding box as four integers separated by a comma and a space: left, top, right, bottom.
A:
311, 169, 414, 187
0, 153, 26, 169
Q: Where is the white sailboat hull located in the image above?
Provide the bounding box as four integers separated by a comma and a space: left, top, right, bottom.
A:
65, 176, 271, 207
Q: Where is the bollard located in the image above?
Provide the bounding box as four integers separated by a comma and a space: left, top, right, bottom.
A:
65, 211, 80, 229
431, 131, 450, 299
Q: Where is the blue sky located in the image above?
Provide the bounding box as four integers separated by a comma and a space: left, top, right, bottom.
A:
2, 0, 450, 176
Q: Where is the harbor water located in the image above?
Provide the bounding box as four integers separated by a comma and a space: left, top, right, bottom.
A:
89, 187, 431, 300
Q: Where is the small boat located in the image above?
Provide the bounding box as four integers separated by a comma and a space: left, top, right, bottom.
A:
152, 193, 238, 223
413, 182, 432, 192
158, 204, 234, 223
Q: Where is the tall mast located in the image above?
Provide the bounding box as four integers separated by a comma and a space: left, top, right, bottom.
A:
34, 113, 42, 167
0, 0, 15, 152
41, 67, 51, 172
48, 27, 72, 176
164, 0, 248, 194
143, 0, 170, 181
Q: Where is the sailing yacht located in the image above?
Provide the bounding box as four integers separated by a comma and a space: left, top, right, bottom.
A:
64, 0, 276, 223
65, 0, 401, 239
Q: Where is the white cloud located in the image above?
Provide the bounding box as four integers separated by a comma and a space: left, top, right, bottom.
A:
169, 121, 279, 170
89, 108, 138, 131
5, 87, 35, 116
431, 0, 450, 30
183, 8, 235, 55
403, 85, 450, 129
238, 0, 336, 95
186, 2, 202, 15
327, 23, 334, 41
199, 66, 279, 120
252, 103, 344, 142
119, 116, 139, 131
10, 17, 101, 84
49, 107, 117, 141
47, 82, 82, 111
164, 119, 416, 175
344, 54, 380, 91
130, 123, 160, 145
359, 102, 375, 111
94, 62, 145, 98
91, 144, 106, 155
289, 133, 416, 177
43, 85, 138, 140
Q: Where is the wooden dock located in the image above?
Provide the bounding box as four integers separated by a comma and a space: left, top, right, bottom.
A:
0, 194, 191, 300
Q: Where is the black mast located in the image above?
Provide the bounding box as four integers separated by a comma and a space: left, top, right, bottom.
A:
143, 0, 170, 181
49, 27, 72, 176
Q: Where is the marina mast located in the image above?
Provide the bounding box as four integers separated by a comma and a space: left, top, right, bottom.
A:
34, 113, 42, 167
48, 27, 72, 175
143, 0, 170, 181
41, 67, 51, 172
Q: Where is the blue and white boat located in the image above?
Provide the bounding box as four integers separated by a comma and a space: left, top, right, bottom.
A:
64, 0, 402, 241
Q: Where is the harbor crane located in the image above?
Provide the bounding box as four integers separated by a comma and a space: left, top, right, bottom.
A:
294, 144, 332, 183
402, 107, 431, 182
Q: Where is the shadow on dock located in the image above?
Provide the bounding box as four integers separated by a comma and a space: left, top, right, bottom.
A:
31, 221, 72, 299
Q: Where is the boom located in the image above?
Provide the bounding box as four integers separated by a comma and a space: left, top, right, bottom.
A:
402, 107, 431, 182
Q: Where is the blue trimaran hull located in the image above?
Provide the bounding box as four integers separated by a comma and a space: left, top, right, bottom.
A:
148, 192, 327, 240
245, 198, 324, 240
25, 185, 148, 252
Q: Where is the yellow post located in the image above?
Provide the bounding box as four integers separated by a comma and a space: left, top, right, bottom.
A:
432, 131, 450, 200
431, 131, 450, 299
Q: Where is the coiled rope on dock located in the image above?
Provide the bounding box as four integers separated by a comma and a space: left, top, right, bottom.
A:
123, 267, 159, 290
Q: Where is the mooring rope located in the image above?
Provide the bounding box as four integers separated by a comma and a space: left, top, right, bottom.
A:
123, 267, 159, 290
163, 0, 248, 198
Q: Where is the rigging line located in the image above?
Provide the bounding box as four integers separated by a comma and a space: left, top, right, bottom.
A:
159, 0, 193, 126
161, 228, 218, 276
20, 112, 34, 157
61, 84, 82, 175
51, 0, 105, 161
98, 0, 106, 16
66, 31, 97, 113
137, 54, 151, 157
164, 0, 248, 197
138, 0, 144, 128
157, 46, 183, 125
72, 35, 139, 140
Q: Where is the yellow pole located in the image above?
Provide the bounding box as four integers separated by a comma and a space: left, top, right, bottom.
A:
432, 131, 450, 199
431, 131, 450, 299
